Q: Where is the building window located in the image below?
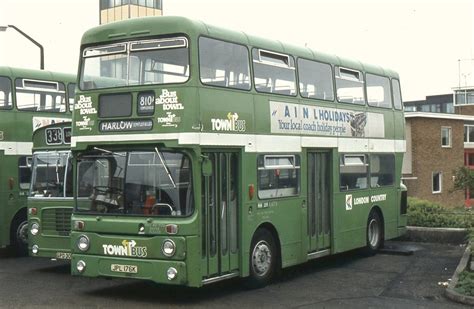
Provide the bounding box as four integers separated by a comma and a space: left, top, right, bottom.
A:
432, 172, 442, 194
445, 102, 454, 113
464, 125, 474, 143
467, 153, 474, 167
101, 0, 162, 9
455, 89, 474, 105
441, 127, 451, 147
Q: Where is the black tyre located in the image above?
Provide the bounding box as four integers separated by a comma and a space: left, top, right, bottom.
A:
11, 217, 28, 256
365, 211, 384, 255
246, 228, 277, 289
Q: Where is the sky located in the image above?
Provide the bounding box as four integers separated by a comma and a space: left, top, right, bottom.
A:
0, 0, 473, 101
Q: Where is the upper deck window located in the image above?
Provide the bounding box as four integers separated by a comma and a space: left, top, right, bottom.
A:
392, 79, 403, 110
366, 73, 392, 109
15, 78, 66, 112
199, 37, 251, 90
335, 67, 365, 105
80, 37, 189, 90
253, 49, 296, 96
0, 76, 12, 110
298, 59, 334, 101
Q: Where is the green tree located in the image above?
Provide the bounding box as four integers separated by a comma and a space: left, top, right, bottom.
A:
452, 166, 474, 192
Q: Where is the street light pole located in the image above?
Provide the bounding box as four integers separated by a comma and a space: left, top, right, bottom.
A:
0, 25, 44, 70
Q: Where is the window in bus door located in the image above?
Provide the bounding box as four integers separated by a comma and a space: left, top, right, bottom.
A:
202, 152, 239, 277
307, 151, 331, 252
201, 153, 218, 277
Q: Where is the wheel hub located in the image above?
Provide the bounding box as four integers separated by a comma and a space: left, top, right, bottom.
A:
368, 218, 379, 247
17, 221, 28, 245
252, 240, 272, 276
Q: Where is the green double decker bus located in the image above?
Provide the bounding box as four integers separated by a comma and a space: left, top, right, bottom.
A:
0, 67, 74, 254
70, 16, 406, 287
28, 121, 73, 260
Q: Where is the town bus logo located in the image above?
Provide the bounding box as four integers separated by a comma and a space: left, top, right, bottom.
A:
102, 240, 147, 258
211, 112, 246, 132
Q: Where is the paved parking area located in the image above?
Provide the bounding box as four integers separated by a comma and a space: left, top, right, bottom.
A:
0, 241, 469, 308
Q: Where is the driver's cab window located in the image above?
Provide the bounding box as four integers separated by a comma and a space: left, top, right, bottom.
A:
77, 158, 111, 212
77, 159, 110, 198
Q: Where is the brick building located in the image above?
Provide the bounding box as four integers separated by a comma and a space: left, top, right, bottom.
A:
402, 113, 471, 207
404, 88, 474, 207
99, 0, 163, 24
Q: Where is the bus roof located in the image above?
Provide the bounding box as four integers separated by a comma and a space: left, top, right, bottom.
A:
80, 16, 399, 79
0, 66, 76, 83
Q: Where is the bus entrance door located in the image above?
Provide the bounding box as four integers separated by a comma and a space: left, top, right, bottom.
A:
307, 151, 331, 253
202, 152, 239, 279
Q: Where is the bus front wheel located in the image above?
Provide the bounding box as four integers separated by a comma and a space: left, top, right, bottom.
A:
365, 210, 384, 255
11, 216, 28, 256
246, 228, 276, 288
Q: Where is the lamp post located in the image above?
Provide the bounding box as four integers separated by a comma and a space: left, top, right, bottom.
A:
0, 25, 44, 70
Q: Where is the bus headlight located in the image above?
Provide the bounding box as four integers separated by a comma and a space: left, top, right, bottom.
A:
31, 245, 39, 255
76, 260, 86, 273
77, 235, 90, 252
162, 239, 176, 257
167, 267, 177, 280
30, 222, 40, 236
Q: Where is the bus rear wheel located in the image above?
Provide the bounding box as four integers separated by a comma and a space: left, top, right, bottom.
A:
246, 228, 276, 288
365, 211, 383, 255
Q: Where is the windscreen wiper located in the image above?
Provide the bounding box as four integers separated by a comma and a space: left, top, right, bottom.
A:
93, 147, 126, 157
155, 147, 177, 189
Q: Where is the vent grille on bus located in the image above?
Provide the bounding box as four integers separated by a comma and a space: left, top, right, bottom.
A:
41, 208, 72, 236
400, 191, 408, 215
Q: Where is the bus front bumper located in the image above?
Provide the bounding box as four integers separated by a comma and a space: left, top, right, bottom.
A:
29, 245, 71, 260
71, 254, 187, 285
29, 236, 71, 260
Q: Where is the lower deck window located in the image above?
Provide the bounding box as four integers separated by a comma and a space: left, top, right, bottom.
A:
370, 154, 395, 187
19, 156, 32, 190
340, 154, 368, 191
257, 155, 300, 198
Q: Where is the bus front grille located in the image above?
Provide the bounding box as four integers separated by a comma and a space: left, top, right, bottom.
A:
42, 208, 73, 236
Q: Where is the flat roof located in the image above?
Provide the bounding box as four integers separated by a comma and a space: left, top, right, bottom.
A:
405, 112, 474, 121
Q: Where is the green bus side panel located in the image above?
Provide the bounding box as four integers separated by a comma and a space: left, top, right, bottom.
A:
0, 153, 27, 248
